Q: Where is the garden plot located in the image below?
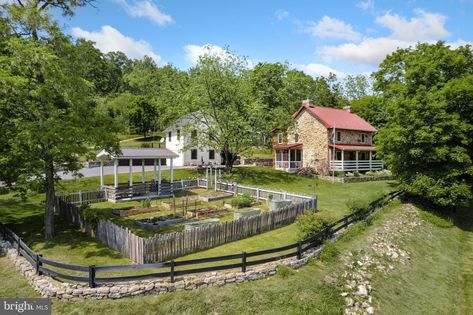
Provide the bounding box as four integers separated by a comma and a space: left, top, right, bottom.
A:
89, 189, 269, 237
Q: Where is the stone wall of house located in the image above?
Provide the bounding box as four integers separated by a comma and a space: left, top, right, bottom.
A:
289, 110, 330, 174
336, 130, 374, 146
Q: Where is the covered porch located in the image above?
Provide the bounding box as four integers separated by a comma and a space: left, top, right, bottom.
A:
329, 144, 383, 172
96, 148, 179, 202
274, 143, 303, 172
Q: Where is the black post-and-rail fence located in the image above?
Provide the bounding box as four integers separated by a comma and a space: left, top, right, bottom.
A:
0, 191, 401, 288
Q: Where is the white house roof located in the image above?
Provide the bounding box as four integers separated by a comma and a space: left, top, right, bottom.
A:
96, 148, 179, 160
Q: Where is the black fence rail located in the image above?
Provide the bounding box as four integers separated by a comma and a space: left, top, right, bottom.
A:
0, 191, 401, 288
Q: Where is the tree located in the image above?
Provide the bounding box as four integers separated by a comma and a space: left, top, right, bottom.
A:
127, 96, 157, 137
351, 95, 386, 128
374, 42, 473, 207
0, 2, 118, 239
185, 47, 258, 168
343, 74, 371, 101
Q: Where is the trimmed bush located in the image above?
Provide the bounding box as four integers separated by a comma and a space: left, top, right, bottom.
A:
295, 211, 336, 239
230, 194, 253, 208
79, 204, 113, 228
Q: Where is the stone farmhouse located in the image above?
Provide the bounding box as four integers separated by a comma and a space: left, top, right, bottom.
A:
164, 113, 222, 167
273, 100, 383, 175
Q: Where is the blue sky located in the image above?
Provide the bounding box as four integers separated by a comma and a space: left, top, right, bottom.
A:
55, 0, 473, 78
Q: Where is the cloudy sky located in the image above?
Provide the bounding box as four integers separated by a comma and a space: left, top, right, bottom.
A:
55, 0, 473, 78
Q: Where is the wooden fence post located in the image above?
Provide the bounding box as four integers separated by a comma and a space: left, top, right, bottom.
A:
36, 254, 43, 275
16, 238, 21, 256
88, 265, 96, 288
170, 260, 175, 283
297, 241, 302, 260
242, 252, 247, 273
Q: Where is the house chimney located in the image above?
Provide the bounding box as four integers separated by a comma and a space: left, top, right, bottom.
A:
302, 99, 314, 107
343, 106, 353, 113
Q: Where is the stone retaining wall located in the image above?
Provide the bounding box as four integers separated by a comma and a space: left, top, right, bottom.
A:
0, 238, 322, 301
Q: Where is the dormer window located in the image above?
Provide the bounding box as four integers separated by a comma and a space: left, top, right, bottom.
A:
294, 134, 299, 143
277, 133, 283, 144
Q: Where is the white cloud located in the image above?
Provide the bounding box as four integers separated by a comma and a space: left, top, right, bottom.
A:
357, 0, 374, 11
184, 44, 255, 68
71, 25, 162, 64
274, 9, 289, 21
307, 16, 361, 41
297, 63, 347, 79
375, 9, 449, 41
317, 10, 457, 66
184, 44, 229, 65
115, 0, 173, 26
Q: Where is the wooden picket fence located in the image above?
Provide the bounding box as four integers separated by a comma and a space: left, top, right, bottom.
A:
54, 178, 316, 263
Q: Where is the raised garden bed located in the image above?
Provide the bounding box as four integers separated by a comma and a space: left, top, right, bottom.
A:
198, 192, 234, 202
234, 208, 261, 220
161, 198, 201, 210
134, 215, 185, 231
268, 200, 292, 211
184, 218, 220, 230
112, 206, 158, 217
186, 206, 227, 219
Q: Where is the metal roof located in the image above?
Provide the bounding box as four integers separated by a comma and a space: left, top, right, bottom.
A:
293, 104, 378, 132
96, 148, 179, 160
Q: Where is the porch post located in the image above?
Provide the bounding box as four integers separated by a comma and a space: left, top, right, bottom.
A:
113, 159, 119, 188
355, 151, 359, 172
100, 161, 104, 187
141, 159, 145, 183
369, 151, 372, 171
341, 149, 344, 172
170, 158, 174, 184
129, 158, 133, 187
288, 149, 292, 170
158, 159, 162, 184
153, 159, 157, 182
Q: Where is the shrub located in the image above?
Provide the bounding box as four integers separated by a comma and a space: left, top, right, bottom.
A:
335, 171, 345, 177
142, 198, 152, 208
319, 241, 340, 262
365, 171, 377, 176
268, 194, 273, 200
295, 211, 336, 239
230, 194, 253, 208
346, 199, 371, 220
353, 172, 360, 177
79, 204, 112, 228
276, 265, 295, 278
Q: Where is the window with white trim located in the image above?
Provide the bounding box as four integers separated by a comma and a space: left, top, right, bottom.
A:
277, 133, 283, 144
191, 149, 198, 160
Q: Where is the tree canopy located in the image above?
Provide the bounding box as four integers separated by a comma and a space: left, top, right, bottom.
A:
374, 42, 473, 207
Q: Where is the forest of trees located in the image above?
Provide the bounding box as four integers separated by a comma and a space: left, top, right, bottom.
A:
0, 1, 471, 239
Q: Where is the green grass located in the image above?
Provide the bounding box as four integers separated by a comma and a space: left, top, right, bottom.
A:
243, 147, 273, 159
119, 134, 165, 149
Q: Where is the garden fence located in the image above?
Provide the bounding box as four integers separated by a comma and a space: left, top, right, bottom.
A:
0, 191, 401, 288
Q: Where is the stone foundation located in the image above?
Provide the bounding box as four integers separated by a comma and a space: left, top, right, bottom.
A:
0, 238, 322, 301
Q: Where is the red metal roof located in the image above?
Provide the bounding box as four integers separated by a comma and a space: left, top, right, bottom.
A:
293, 104, 377, 132
273, 143, 303, 150
329, 144, 376, 151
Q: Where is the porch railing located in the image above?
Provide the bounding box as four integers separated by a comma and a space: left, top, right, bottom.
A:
274, 161, 302, 169
329, 160, 383, 172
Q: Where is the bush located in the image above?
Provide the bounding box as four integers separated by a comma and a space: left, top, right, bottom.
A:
230, 194, 253, 208
141, 198, 152, 208
79, 204, 112, 228
346, 199, 371, 220
268, 194, 273, 200
319, 241, 340, 262
335, 171, 345, 177
353, 172, 360, 177
365, 171, 377, 176
276, 265, 295, 278
295, 211, 336, 239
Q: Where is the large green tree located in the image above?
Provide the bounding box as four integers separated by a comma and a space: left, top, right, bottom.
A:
374, 42, 473, 207
185, 48, 258, 168
0, 1, 118, 239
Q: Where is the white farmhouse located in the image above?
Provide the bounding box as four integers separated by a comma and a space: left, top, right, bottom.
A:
163, 114, 222, 167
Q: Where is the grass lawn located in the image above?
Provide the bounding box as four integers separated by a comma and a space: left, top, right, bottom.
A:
1, 194, 472, 314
